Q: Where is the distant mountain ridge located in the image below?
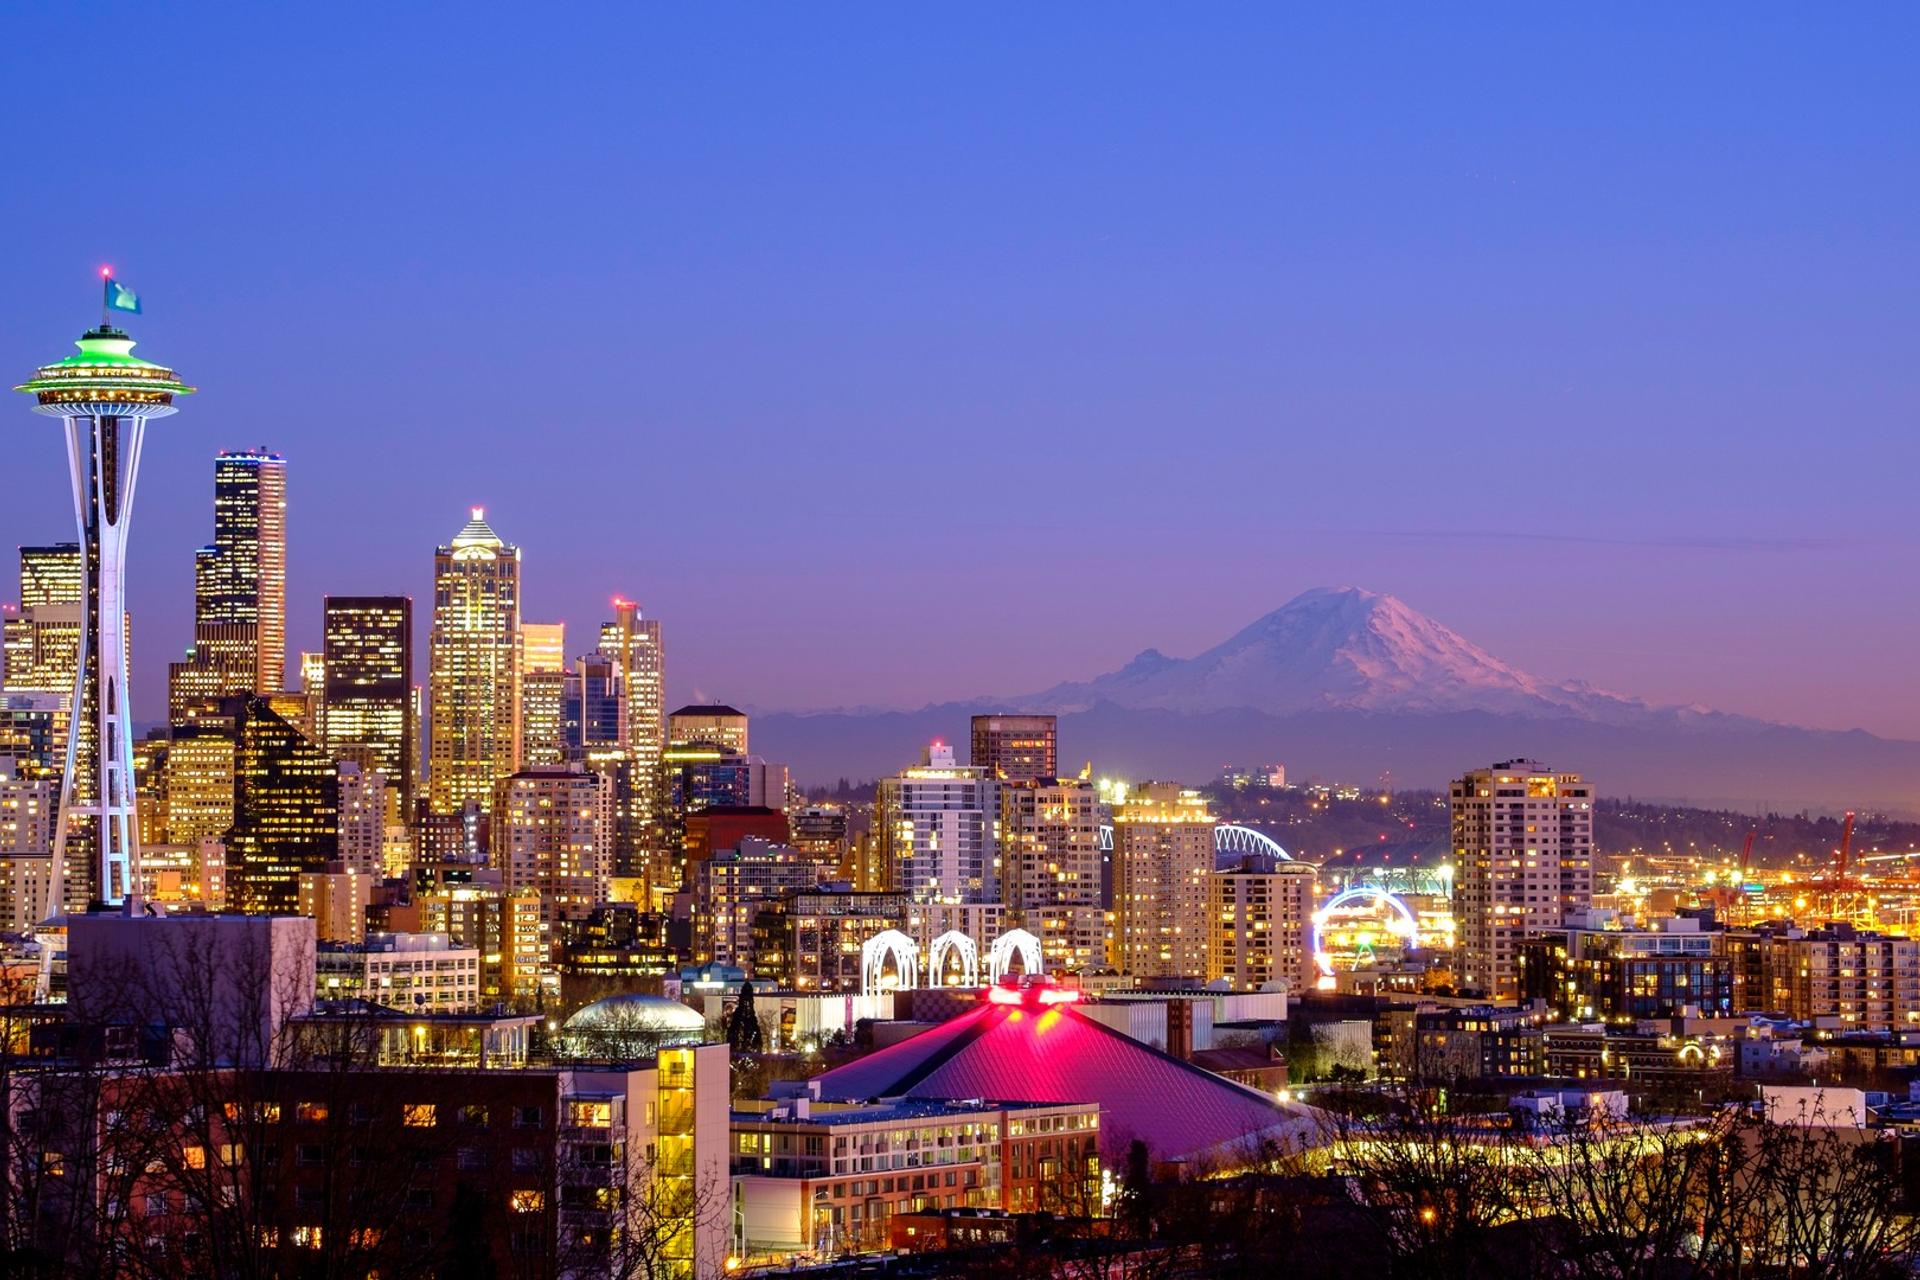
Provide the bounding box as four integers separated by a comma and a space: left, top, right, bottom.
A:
752, 587, 1920, 810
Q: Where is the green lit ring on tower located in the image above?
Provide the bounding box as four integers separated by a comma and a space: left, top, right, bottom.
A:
15, 326, 194, 417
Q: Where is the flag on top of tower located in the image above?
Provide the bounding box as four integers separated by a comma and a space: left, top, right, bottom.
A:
102, 271, 141, 315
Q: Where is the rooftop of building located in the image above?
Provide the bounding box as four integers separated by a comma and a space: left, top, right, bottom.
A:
446, 508, 506, 549
671, 704, 746, 718
735, 1097, 1091, 1128
562, 991, 708, 1034
317, 931, 472, 955
297, 999, 539, 1026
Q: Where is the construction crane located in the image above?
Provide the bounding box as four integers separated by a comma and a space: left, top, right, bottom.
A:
1714, 829, 1757, 924
1811, 811, 1863, 923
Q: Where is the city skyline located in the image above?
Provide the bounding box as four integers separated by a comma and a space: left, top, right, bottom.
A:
4, 10, 1919, 738
5, 14, 1920, 1278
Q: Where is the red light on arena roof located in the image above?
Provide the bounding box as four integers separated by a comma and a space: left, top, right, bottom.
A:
101, 265, 113, 279
985, 980, 1079, 1007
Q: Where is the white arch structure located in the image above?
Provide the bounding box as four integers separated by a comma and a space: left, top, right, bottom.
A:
1311, 886, 1419, 980
861, 929, 919, 997
926, 930, 980, 987
988, 928, 1044, 982
1214, 824, 1293, 863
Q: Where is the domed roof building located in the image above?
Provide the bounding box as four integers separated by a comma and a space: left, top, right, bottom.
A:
565, 992, 707, 1034
559, 993, 708, 1059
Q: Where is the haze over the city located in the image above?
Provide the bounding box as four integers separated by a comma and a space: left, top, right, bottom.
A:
4, 8, 1917, 737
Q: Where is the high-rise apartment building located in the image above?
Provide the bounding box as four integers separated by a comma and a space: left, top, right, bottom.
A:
321, 596, 414, 814
667, 704, 747, 754
1451, 759, 1595, 1001
970, 714, 1057, 784
998, 776, 1106, 971
874, 743, 998, 903
518, 621, 567, 767
226, 696, 341, 914
1112, 783, 1217, 979
492, 765, 614, 927
427, 510, 521, 814
1208, 856, 1317, 992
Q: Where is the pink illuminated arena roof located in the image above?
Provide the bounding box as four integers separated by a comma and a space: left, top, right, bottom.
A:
805, 990, 1319, 1165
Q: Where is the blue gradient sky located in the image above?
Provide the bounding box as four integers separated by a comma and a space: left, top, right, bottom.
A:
3, 8, 1917, 733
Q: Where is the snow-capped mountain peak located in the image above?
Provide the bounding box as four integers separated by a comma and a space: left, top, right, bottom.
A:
1028, 586, 1653, 720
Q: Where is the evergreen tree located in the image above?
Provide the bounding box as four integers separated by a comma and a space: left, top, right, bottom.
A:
727, 980, 764, 1054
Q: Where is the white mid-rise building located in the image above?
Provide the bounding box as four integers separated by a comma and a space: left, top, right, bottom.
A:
335, 761, 389, 877
875, 743, 998, 903
315, 930, 480, 1012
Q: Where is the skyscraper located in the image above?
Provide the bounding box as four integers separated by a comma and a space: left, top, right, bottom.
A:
874, 742, 999, 903
226, 695, 340, 915
1112, 782, 1216, 979
601, 600, 663, 880
207, 449, 287, 691
427, 509, 521, 814
1452, 759, 1595, 1001
321, 596, 414, 813
603, 598, 663, 761
518, 621, 567, 767
970, 714, 1057, 783
17, 322, 193, 907
167, 451, 287, 725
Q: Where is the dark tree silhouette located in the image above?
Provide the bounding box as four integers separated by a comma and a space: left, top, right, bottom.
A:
726, 981, 763, 1055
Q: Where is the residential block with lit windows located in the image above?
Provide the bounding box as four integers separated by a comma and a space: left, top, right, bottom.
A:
1451, 759, 1594, 1000
1111, 783, 1217, 979
731, 1097, 1100, 1260
1208, 855, 1317, 992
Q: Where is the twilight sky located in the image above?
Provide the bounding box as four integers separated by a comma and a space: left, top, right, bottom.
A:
3, 8, 1917, 734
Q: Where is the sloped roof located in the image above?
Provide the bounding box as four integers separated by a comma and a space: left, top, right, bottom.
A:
806, 997, 1319, 1165
449, 508, 504, 548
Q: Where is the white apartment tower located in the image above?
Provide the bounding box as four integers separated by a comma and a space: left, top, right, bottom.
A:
1451, 758, 1595, 1001
875, 742, 999, 903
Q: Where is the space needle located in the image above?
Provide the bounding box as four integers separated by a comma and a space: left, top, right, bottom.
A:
15, 276, 193, 909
